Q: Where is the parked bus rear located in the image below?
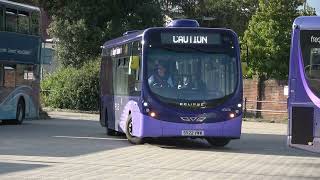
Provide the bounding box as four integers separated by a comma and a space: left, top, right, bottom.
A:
288, 16, 320, 152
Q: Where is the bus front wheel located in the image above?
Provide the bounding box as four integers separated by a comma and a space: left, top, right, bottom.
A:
206, 138, 230, 147
125, 116, 144, 145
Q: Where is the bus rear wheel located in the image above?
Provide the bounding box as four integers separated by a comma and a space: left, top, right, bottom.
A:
206, 138, 230, 147
125, 116, 144, 145
3, 99, 26, 125
15, 99, 25, 124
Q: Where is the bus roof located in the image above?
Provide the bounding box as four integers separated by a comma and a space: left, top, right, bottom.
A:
102, 19, 237, 49
294, 16, 320, 30
103, 30, 143, 49
0, 0, 40, 12
102, 19, 203, 49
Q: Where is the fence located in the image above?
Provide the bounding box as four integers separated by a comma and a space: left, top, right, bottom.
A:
243, 97, 287, 119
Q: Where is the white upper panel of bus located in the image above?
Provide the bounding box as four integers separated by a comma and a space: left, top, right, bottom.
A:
0, 0, 40, 12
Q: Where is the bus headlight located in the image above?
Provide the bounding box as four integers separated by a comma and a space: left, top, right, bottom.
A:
150, 112, 156, 117
222, 102, 242, 119
229, 113, 235, 118
142, 101, 157, 118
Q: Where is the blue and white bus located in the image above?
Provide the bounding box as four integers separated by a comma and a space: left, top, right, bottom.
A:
100, 19, 243, 146
0, 0, 41, 124
288, 16, 320, 152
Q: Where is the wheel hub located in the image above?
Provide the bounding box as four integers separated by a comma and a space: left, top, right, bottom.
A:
128, 121, 133, 136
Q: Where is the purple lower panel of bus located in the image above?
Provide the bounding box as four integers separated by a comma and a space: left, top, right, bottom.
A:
130, 114, 242, 138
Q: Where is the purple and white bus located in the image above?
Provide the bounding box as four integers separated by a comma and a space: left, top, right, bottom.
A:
288, 16, 320, 152
100, 19, 243, 146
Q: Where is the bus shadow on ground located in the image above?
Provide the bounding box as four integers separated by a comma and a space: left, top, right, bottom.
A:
0, 119, 131, 158
1, 118, 318, 158
148, 133, 320, 157
0, 162, 48, 175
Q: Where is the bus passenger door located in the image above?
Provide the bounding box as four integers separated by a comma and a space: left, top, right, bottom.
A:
112, 56, 127, 132
113, 55, 135, 132
100, 55, 116, 130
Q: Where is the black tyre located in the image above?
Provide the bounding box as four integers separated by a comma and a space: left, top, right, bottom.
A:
2, 99, 25, 125
125, 116, 144, 144
206, 138, 230, 147
106, 128, 117, 136
12, 99, 25, 125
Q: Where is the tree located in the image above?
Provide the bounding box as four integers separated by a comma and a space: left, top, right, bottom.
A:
242, 0, 305, 80
43, 0, 164, 68
162, 0, 259, 36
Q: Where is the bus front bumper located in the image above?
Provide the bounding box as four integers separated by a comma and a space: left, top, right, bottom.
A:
132, 115, 242, 138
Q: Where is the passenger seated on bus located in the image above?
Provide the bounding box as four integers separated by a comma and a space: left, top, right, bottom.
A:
192, 76, 206, 90
148, 62, 174, 88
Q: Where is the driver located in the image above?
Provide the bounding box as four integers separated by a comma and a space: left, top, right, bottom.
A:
148, 62, 174, 88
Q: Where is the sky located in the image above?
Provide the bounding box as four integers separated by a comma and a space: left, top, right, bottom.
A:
308, 0, 320, 15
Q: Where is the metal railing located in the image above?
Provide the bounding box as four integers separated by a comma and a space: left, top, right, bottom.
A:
243, 97, 287, 118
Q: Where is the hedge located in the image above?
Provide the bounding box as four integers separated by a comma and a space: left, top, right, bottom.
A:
41, 60, 100, 111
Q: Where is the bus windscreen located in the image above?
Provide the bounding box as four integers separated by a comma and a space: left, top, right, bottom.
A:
300, 30, 320, 98
146, 31, 238, 108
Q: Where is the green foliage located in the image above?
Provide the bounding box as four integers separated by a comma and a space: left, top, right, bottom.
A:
41, 60, 100, 111
45, 0, 164, 68
162, 0, 259, 36
300, 3, 317, 16
242, 0, 304, 79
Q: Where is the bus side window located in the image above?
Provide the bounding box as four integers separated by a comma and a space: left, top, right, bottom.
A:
0, 7, 3, 31
112, 58, 117, 95
132, 41, 141, 81
5, 8, 17, 32
15, 65, 34, 87
18, 11, 29, 34
3, 65, 16, 88
30, 12, 39, 35
128, 41, 141, 95
0, 65, 4, 87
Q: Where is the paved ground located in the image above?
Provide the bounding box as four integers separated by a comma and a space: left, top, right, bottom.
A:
0, 111, 319, 180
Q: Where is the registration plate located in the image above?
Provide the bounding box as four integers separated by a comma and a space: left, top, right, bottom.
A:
181, 130, 204, 136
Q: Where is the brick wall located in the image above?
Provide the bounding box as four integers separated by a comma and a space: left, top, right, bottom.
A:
243, 79, 288, 121
243, 79, 258, 112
